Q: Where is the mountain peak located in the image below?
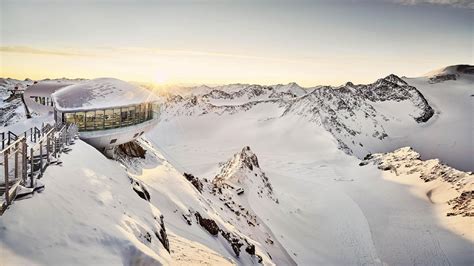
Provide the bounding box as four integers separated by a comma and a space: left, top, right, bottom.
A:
213, 146, 277, 203
239, 146, 260, 170
214, 146, 262, 185
382, 74, 408, 86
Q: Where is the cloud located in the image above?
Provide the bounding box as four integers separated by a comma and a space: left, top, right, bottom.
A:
0, 46, 93, 57
0, 45, 338, 65
391, 0, 474, 9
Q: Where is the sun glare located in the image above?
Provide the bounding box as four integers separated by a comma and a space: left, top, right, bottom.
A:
153, 71, 168, 84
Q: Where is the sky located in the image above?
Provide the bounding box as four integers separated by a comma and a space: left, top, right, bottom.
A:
0, 0, 472, 87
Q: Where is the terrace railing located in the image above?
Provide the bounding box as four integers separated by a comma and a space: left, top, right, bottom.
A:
0, 123, 50, 150
0, 123, 78, 215
0, 137, 27, 214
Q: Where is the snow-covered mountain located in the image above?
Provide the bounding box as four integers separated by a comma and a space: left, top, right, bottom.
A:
213, 146, 278, 203
150, 64, 473, 264
424, 64, 474, 83
161, 65, 472, 172
161, 73, 437, 159
1, 65, 473, 265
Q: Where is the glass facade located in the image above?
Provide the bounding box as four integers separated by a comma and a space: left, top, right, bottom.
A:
60, 102, 158, 132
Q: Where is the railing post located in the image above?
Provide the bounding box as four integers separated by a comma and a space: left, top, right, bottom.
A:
39, 142, 43, 177
4, 149, 9, 205
30, 147, 34, 187
46, 136, 50, 163
14, 143, 19, 181
22, 139, 27, 184
53, 136, 57, 158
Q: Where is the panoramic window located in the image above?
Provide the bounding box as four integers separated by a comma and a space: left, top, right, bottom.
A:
58, 103, 157, 132
113, 108, 121, 128
104, 109, 114, 129
64, 113, 75, 125
143, 104, 149, 121
75, 112, 85, 130
95, 110, 104, 130
86, 111, 95, 131
136, 104, 143, 123
121, 107, 129, 126
129, 106, 136, 125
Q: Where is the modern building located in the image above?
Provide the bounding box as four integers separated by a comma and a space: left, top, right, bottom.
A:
24, 81, 73, 114
51, 78, 160, 149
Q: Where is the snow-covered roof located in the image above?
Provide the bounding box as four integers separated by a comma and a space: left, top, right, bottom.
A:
24, 81, 73, 98
52, 78, 159, 112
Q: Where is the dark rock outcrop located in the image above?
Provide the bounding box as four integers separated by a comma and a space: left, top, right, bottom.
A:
184, 172, 203, 193
429, 74, 457, 83
118, 141, 146, 158
447, 191, 473, 217
155, 215, 170, 252
131, 180, 150, 201
195, 212, 219, 236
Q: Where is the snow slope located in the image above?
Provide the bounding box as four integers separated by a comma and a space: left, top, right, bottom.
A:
150, 108, 473, 265
400, 72, 474, 171
123, 139, 295, 265
361, 147, 473, 241
0, 140, 172, 265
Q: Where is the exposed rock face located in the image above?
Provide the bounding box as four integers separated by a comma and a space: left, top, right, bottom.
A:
194, 211, 260, 259
176, 147, 291, 264
131, 179, 151, 201
429, 74, 457, 84
213, 146, 277, 202
183, 172, 203, 193
118, 141, 147, 158
155, 215, 170, 253
195, 212, 219, 236
447, 191, 473, 217
360, 147, 474, 217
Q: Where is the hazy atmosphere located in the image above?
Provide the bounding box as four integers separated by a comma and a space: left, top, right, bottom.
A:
1, 0, 472, 86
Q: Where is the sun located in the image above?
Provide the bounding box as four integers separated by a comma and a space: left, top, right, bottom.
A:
153, 71, 168, 84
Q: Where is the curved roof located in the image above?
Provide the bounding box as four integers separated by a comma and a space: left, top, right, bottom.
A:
24, 81, 73, 98
52, 78, 159, 111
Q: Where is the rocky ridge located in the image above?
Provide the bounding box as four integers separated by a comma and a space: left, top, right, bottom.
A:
360, 147, 474, 217
162, 74, 435, 155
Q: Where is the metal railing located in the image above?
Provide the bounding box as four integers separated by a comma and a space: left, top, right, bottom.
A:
0, 137, 27, 214
0, 123, 78, 215
0, 123, 49, 150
